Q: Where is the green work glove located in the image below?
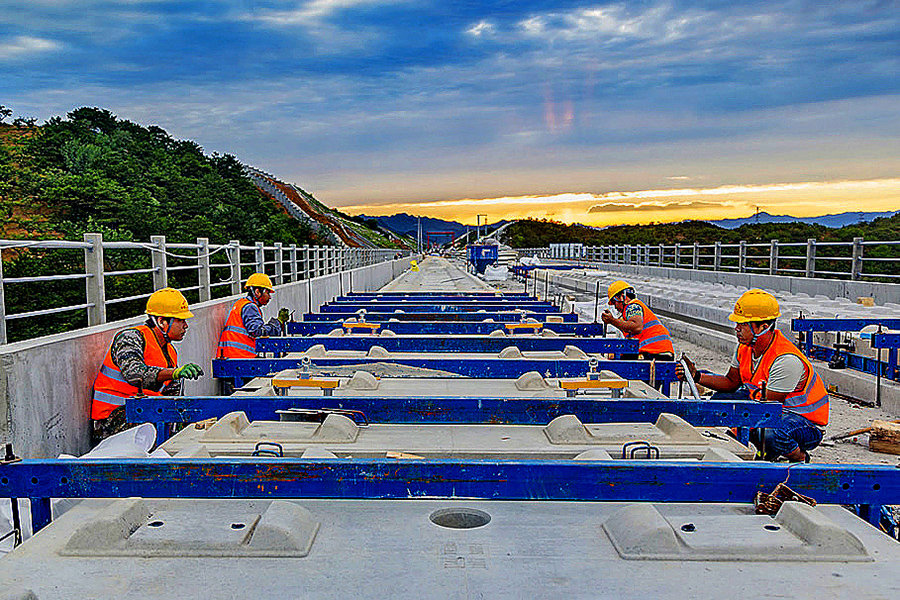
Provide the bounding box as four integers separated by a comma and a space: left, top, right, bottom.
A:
278, 308, 290, 323
173, 363, 204, 380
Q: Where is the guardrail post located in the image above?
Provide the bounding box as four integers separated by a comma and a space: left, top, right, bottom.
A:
303, 245, 310, 279
658, 244, 664, 267
805, 239, 816, 278
150, 235, 167, 291
674, 244, 681, 268
197, 237, 211, 302
852, 237, 864, 280
289, 244, 298, 282
255, 242, 265, 273
84, 233, 107, 326
739, 240, 747, 273
769, 239, 779, 275
714, 241, 722, 271
0, 251, 6, 344
274, 243, 284, 284
227, 240, 241, 295
692, 242, 699, 269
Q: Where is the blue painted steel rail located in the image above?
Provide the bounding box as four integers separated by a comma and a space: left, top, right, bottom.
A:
336, 294, 534, 302
126, 396, 782, 445
212, 357, 678, 387
319, 303, 561, 313
346, 292, 532, 297
301, 312, 579, 322
5, 460, 898, 533
255, 335, 638, 355
288, 321, 604, 336
329, 299, 553, 306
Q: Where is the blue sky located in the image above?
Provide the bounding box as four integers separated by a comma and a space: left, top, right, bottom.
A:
3, 1, 900, 224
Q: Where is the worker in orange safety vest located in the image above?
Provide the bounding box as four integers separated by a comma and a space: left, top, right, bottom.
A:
601, 280, 675, 361
216, 273, 288, 359
91, 287, 203, 444
677, 289, 829, 462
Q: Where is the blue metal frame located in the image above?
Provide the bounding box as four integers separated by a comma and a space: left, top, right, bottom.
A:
212, 357, 678, 387
329, 299, 553, 306
4, 460, 898, 533
792, 318, 899, 382
346, 292, 532, 297
287, 321, 604, 336
336, 294, 534, 302
126, 396, 782, 445
319, 303, 561, 313
301, 312, 579, 322
255, 335, 638, 355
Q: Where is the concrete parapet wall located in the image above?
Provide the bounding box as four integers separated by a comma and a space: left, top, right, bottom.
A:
0, 259, 408, 458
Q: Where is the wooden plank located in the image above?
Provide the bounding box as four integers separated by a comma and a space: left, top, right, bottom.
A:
869, 420, 900, 455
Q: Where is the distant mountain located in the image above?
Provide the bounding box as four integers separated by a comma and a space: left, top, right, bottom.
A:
359, 213, 508, 240
707, 210, 899, 229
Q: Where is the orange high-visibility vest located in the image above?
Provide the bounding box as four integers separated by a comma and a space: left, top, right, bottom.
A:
737, 330, 829, 426
217, 298, 259, 358
91, 325, 176, 420
624, 299, 675, 355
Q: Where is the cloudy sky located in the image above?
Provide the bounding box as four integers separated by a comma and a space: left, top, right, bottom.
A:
4, 1, 900, 225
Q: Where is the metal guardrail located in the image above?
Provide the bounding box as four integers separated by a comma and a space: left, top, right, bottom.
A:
518, 237, 900, 281
0, 234, 406, 344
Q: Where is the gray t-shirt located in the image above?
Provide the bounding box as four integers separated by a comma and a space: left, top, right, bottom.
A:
731, 349, 806, 393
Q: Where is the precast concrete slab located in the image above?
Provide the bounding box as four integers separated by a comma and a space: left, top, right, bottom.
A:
157, 411, 754, 459
2, 498, 898, 599
381, 256, 494, 292
235, 373, 664, 400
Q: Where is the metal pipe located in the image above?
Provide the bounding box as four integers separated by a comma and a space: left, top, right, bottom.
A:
679, 356, 701, 400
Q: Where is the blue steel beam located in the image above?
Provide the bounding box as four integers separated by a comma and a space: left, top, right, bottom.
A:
288, 322, 603, 336
126, 395, 782, 428
255, 336, 637, 355
347, 291, 532, 296
871, 333, 900, 348
319, 304, 561, 313
212, 357, 678, 386
336, 295, 535, 302
792, 318, 900, 332
302, 312, 579, 322
5, 460, 899, 533
330, 298, 552, 305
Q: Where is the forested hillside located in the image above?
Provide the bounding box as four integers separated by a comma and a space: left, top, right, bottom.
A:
1, 107, 319, 245
0, 107, 327, 341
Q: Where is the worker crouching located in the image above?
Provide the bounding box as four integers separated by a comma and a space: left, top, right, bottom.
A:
676, 289, 828, 462
90, 287, 203, 445
601, 280, 675, 361
217, 272, 289, 359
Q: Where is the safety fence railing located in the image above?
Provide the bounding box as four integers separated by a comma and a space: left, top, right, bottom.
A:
0, 234, 406, 344
517, 237, 900, 281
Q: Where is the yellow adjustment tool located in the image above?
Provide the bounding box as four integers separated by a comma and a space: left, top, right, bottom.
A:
504, 322, 543, 333
272, 371, 341, 396
343, 321, 381, 333
558, 372, 627, 398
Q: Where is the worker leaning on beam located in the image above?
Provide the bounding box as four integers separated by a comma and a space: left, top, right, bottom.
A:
216, 273, 289, 358
601, 280, 675, 361
91, 287, 203, 445
676, 289, 829, 463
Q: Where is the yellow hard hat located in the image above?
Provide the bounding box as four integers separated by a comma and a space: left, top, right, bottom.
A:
410, 260, 418, 266
146, 287, 193, 319
245, 272, 274, 291
729, 289, 781, 323
607, 280, 633, 303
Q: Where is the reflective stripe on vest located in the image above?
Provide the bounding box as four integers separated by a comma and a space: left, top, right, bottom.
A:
217, 298, 259, 358
624, 299, 675, 355
91, 324, 176, 420
738, 330, 829, 426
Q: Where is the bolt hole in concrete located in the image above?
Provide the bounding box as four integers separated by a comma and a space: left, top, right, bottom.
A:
764, 525, 781, 531
680, 523, 696, 532
430, 508, 491, 529
231, 523, 246, 530
147, 521, 165, 528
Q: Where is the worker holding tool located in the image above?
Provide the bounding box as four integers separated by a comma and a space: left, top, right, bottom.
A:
216, 272, 289, 358
676, 289, 829, 462
601, 280, 675, 361
91, 287, 203, 444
